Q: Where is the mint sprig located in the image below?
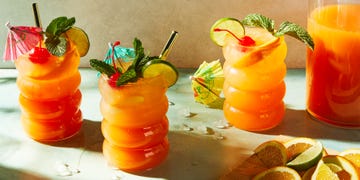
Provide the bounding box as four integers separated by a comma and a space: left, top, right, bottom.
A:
115, 38, 158, 86
275, 21, 314, 51
242, 14, 314, 50
242, 14, 275, 34
89, 59, 117, 76
89, 38, 157, 87
45, 17, 75, 56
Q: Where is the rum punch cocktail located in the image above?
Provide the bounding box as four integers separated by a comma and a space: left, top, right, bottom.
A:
210, 15, 314, 131
4, 8, 90, 141
90, 37, 178, 171
307, 0, 360, 128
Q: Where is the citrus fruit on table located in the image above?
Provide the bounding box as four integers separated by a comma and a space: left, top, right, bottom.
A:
142, 59, 179, 87
284, 137, 317, 161
254, 140, 288, 168
65, 26, 90, 57
210, 17, 245, 46
311, 155, 359, 180
221, 140, 288, 179
286, 140, 323, 171
253, 166, 301, 180
339, 148, 360, 171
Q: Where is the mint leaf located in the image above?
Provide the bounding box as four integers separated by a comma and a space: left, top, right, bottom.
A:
44, 16, 75, 56
116, 66, 138, 86
45, 35, 67, 56
242, 14, 275, 33
275, 21, 314, 50
46, 17, 75, 36
133, 38, 145, 68
89, 59, 117, 76
91, 38, 160, 87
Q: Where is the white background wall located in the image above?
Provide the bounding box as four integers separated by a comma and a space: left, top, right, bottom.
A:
0, 0, 308, 68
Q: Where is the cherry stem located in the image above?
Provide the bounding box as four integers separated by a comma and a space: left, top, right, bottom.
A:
111, 41, 121, 72
214, 28, 243, 42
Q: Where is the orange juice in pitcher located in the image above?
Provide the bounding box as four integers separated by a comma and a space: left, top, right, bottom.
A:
307, 1, 360, 128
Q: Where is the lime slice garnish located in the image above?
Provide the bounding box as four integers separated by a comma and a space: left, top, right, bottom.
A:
210, 17, 245, 46
142, 59, 179, 87
65, 26, 90, 57
286, 141, 323, 171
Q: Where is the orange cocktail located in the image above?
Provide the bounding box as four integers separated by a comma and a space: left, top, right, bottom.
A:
16, 40, 83, 141
222, 27, 287, 131
91, 38, 178, 172
99, 74, 169, 171
307, 4, 360, 127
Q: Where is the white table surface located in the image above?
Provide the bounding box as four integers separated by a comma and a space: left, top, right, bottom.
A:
0, 68, 359, 180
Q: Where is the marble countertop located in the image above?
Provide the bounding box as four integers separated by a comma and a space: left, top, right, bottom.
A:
0, 68, 359, 180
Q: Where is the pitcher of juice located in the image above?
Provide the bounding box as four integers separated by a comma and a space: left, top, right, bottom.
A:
90, 38, 178, 171
210, 15, 314, 131
4, 14, 90, 142
307, 0, 360, 128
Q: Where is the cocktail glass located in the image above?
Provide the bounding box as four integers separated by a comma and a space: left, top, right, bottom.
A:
307, 0, 360, 128
99, 73, 169, 172
16, 40, 83, 141
222, 27, 287, 131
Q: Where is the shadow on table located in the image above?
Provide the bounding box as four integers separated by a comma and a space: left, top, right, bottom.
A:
261, 108, 360, 142
130, 131, 247, 180
0, 165, 50, 180
45, 119, 103, 152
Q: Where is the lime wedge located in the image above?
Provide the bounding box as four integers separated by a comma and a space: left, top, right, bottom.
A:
286, 141, 323, 171
210, 17, 245, 46
142, 59, 179, 87
284, 137, 317, 161
65, 26, 90, 57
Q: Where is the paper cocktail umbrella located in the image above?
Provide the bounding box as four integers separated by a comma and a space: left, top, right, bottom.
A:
3, 22, 42, 61
190, 60, 224, 105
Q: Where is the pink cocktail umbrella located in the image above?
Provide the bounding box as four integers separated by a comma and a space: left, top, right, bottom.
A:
3, 22, 42, 61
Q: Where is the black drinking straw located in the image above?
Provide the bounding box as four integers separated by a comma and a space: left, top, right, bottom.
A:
159, 31, 178, 60
32, 3, 42, 28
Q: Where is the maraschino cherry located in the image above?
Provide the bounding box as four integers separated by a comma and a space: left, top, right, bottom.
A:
29, 46, 51, 64
214, 28, 256, 46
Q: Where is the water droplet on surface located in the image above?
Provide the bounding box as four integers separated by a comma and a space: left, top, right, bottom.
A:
213, 132, 225, 140
55, 162, 80, 176
214, 119, 231, 129
197, 126, 214, 135
191, 161, 199, 166
181, 124, 193, 131
179, 107, 196, 118
112, 172, 125, 180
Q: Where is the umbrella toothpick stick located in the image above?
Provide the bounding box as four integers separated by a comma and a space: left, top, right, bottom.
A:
159, 30, 178, 60
32, 3, 42, 28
